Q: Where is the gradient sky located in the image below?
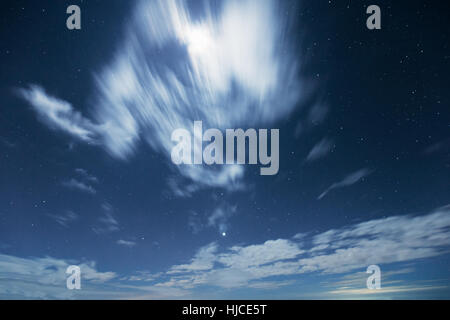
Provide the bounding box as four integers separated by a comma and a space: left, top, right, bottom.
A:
0, 0, 449, 299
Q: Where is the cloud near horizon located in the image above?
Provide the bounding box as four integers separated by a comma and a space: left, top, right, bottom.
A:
1, 204, 449, 298
151, 204, 450, 289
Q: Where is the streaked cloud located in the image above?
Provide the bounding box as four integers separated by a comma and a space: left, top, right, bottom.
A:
294, 102, 329, 139
75, 168, 99, 183
306, 138, 334, 162
188, 211, 203, 234
317, 168, 372, 200
17, 85, 98, 143
18, 0, 303, 194
62, 178, 96, 195
323, 269, 448, 298
92, 203, 120, 234
61, 168, 99, 195
116, 240, 137, 248
48, 210, 79, 228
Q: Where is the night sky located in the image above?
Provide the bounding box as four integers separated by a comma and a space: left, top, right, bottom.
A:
0, 0, 449, 299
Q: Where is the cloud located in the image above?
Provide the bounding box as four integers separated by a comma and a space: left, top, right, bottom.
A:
168, 243, 218, 274
208, 204, 237, 235
18, 0, 303, 194
0, 137, 16, 148
218, 239, 305, 269
0, 254, 116, 299
48, 211, 79, 228
300, 205, 450, 274
17, 85, 99, 143
321, 267, 414, 292
423, 138, 450, 155
61, 168, 99, 195
75, 168, 99, 183
321, 268, 448, 298
317, 168, 372, 200
122, 271, 164, 282
186, 203, 237, 235
294, 102, 329, 139
308, 102, 329, 125
62, 178, 96, 195
188, 211, 203, 234
292, 232, 309, 240
2, 205, 450, 298
326, 285, 449, 297
117, 240, 137, 248
147, 205, 450, 289
306, 138, 333, 162
92, 203, 120, 234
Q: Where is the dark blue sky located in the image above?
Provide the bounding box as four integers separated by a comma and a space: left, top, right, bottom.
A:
0, 0, 449, 299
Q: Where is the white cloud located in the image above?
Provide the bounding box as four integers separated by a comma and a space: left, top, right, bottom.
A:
299, 205, 450, 274
75, 168, 99, 183
62, 178, 96, 195
92, 203, 120, 234
208, 204, 237, 235
0, 254, 116, 299
188, 211, 203, 234
18, 85, 98, 143
19, 0, 303, 194
148, 205, 450, 289
218, 239, 304, 269
308, 102, 329, 125
48, 211, 79, 228
168, 243, 218, 274
318, 168, 372, 200
306, 138, 333, 162
117, 240, 137, 248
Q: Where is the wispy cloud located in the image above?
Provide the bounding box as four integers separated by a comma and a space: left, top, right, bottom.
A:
423, 138, 450, 155
117, 240, 137, 248
0, 137, 16, 148
0, 254, 116, 299
322, 268, 448, 298
327, 285, 449, 297
92, 203, 120, 234
75, 168, 98, 183
168, 243, 218, 275
294, 102, 329, 138
48, 210, 79, 228
61, 168, 98, 195
18, 0, 304, 194
188, 211, 203, 234
17, 85, 98, 143
62, 178, 96, 195
317, 168, 373, 200
306, 138, 333, 162
208, 204, 237, 235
